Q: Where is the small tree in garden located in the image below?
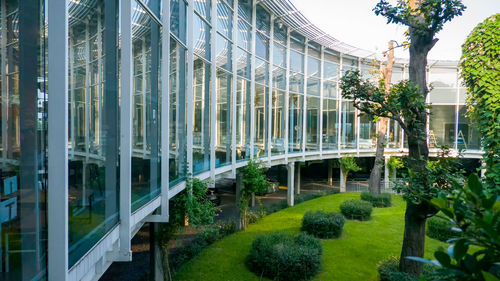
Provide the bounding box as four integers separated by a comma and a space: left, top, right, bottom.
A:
341, 0, 467, 276
158, 177, 219, 280
240, 159, 269, 230
339, 157, 361, 191
460, 14, 500, 192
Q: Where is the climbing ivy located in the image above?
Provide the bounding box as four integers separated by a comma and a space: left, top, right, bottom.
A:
460, 14, 500, 192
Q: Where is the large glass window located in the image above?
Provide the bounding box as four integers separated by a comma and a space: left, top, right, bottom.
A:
289, 93, 303, 153
429, 67, 458, 104
429, 105, 456, 148
254, 84, 268, 157
216, 70, 232, 167
306, 97, 320, 151
67, 0, 123, 266
341, 101, 357, 149
236, 78, 251, 160
171, 0, 187, 42
388, 119, 401, 148
271, 90, 285, 155
193, 57, 211, 173
1, 1, 48, 279
322, 99, 338, 150
457, 106, 481, 150
359, 113, 377, 149
169, 39, 187, 184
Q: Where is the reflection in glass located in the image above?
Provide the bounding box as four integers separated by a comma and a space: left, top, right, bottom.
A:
236, 78, 251, 160
216, 70, 232, 167
322, 99, 338, 150
1, 1, 48, 279
306, 97, 320, 151
271, 90, 285, 155
388, 119, 401, 148
429, 105, 456, 148
193, 57, 211, 173
359, 113, 376, 149
217, 0, 232, 39
341, 101, 356, 149
170, 0, 187, 42
216, 34, 231, 71
236, 47, 250, 79
169, 38, 187, 184
254, 84, 268, 157
289, 93, 303, 153
457, 106, 480, 150
193, 15, 211, 60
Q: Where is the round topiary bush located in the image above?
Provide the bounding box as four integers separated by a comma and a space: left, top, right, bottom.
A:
360, 192, 392, 207
340, 199, 373, 220
301, 211, 345, 239
246, 231, 323, 281
426, 215, 459, 242
377, 256, 452, 281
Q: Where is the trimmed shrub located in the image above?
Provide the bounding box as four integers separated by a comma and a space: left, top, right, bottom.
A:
340, 199, 373, 220
246, 231, 323, 281
427, 215, 459, 242
360, 192, 392, 207
377, 256, 452, 281
301, 211, 345, 239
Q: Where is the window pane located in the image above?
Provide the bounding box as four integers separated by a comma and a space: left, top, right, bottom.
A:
255, 31, 269, 60
290, 31, 305, 52
236, 47, 250, 79
290, 50, 304, 73
306, 97, 320, 151
323, 80, 337, 98
217, 0, 232, 39
288, 93, 303, 153
256, 5, 270, 35
271, 90, 285, 155
307, 57, 320, 77
457, 106, 480, 150
341, 101, 356, 149
272, 66, 286, 91
170, 0, 187, 42
216, 34, 232, 71
273, 43, 286, 67
322, 99, 338, 150
238, 0, 252, 23
254, 84, 268, 157
388, 119, 401, 148
273, 21, 287, 45
194, 0, 211, 20
236, 78, 251, 160
216, 70, 232, 167
193, 57, 211, 173
307, 77, 320, 96
359, 113, 377, 149
237, 18, 251, 51
429, 105, 456, 148
255, 58, 269, 85
289, 72, 304, 93
193, 15, 211, 60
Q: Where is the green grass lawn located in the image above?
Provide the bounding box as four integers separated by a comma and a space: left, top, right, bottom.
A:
174, 193, 446, 281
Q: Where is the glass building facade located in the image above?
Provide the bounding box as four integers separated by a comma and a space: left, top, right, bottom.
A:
0, 0, 481, 280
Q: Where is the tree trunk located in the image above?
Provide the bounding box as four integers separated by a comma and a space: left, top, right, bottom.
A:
369, 42, 394, 195
399, 203, 427, 276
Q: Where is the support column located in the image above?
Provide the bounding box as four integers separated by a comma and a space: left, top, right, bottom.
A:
150, 222, 165, 281
328, 159, 333, 186
295, 162, 301, 195
287, 162, 295, 206
235, 170, 243, 229
384, 156, 390, 190
340, 167, 346, 193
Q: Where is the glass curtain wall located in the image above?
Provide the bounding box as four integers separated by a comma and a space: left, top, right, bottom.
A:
169, 0, 188, 185
215, 0, 233, 167
305, 41, 320, 151
193, 3, 211, 174
131, 0, 162, 212
341, 55, 358, 149
0, 1, 48, 279
388, 65, 403, 149
235, 0, 251, 161
322, 48, 339, 150
67, 0, 121, 267
253, 5, 270, 158
271, 20, 286, 155
358, 59, 377, 149
457, 106, 480, 150
288, 31, 305, 153
429, 105, 456, 148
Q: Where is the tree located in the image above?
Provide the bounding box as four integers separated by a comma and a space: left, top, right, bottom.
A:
370, 0, 466, 275
369, 41, 395, 195
239, 159, 269, 229
460, 14, 500, 192
339, 157, 361, 191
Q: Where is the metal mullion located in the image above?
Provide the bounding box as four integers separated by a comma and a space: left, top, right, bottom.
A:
141, 39, 147, 156
319, 45, 324, 154
284, 28, 290, 159
356, 57, 360, 155
210, 0, 217, 183
135, 0, 163, 26
267, 15, 274, 162
0, 0, 5, 168
249, 0, 256, 158
96, 9, 103, 156
302, 40, 307, 155
69, 37, 75, 157
85, 20, 90, 161
170, 32, 188, 49
216, 30, 232, 42
231, 0, 238, 177
337, 53, 343, 155
193, 9, 212, 27
454, 68, 459, 151
119, 0, 133, 261
186, 0, 195, 175
48, 0, 69, 279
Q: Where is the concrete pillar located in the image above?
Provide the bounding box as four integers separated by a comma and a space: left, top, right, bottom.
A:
340, 167, 346, 192
287, 162, 295, 206
295, 162, 301, 195
384, 156, 390, 190
236, 169, 242, 205
328, 159, 333, 186
150, 223, 165, 281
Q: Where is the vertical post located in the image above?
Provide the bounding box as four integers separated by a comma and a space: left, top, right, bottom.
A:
340, 166, 345, 192
231, 0, 239, 176
48, 0, 69, 279
210, 0, 217, 184
295, 162, 301, 195
235, 169, 243, 229
319, 46, 324, 155
160, 0, 171, 218
302, 41, 308, 155
328, 159, 333, 186
119, 0, 133, 260
186, 0, 194, 175
384, 156, 390, 190
287, 162, 295, 206
284, 29, 290, 160
249, 1, 257, 158
267, 15, 274, 163
337, 53, 343, 155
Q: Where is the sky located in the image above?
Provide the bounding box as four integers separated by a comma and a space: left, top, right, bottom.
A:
290, 0, 500, 61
